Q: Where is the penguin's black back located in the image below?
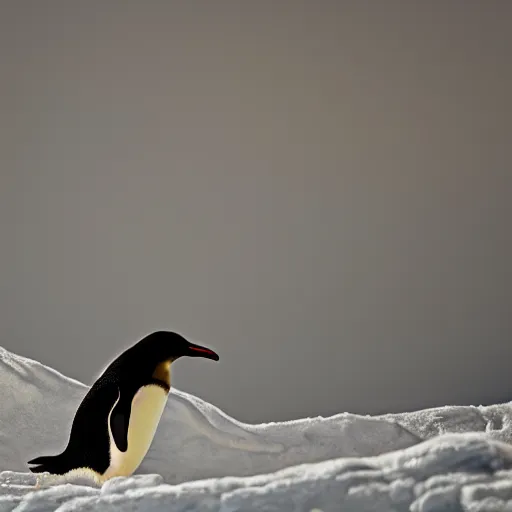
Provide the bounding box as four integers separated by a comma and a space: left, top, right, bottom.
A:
28, 345, 154, 475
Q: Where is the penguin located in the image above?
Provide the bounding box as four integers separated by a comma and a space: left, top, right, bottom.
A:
27, 331, 219, 484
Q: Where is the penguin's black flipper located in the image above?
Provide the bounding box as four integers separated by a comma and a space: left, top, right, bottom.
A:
110, 388, 131, 453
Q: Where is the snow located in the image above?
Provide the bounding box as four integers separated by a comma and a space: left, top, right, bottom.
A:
2, 346, 512, 511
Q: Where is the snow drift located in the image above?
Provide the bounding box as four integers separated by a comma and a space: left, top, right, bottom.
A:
1, 345, 512, 511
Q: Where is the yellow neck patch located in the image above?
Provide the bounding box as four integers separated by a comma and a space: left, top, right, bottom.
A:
152, 360, 171, 388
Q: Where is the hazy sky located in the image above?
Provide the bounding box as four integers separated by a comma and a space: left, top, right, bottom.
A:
1, 1, 511, 423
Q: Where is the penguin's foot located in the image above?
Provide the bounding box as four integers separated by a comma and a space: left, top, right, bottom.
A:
35, 468, 102, 489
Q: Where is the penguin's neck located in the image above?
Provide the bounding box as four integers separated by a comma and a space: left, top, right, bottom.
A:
151, 360, 171, 392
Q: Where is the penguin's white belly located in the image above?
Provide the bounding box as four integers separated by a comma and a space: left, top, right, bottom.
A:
103, 385, 168, 481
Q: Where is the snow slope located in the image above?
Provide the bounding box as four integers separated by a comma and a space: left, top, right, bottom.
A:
2, 345, 512, 511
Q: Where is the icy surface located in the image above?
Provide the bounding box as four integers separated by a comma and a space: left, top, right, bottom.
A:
2, 345, 512, 510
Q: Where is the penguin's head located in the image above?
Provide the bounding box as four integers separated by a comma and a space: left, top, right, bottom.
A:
138, 331, 219, 364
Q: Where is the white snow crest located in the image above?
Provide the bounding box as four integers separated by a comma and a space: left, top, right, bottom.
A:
2, 345, 512, 511
2, 435, 512, 511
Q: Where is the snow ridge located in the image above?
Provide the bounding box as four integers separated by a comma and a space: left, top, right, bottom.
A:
2, 345, 512, 511
2, 434, 512, 511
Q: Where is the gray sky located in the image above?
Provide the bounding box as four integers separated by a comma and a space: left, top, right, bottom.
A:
1, 1, 511, 423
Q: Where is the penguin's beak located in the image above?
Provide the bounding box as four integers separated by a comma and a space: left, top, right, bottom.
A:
187, 342, 219, 361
